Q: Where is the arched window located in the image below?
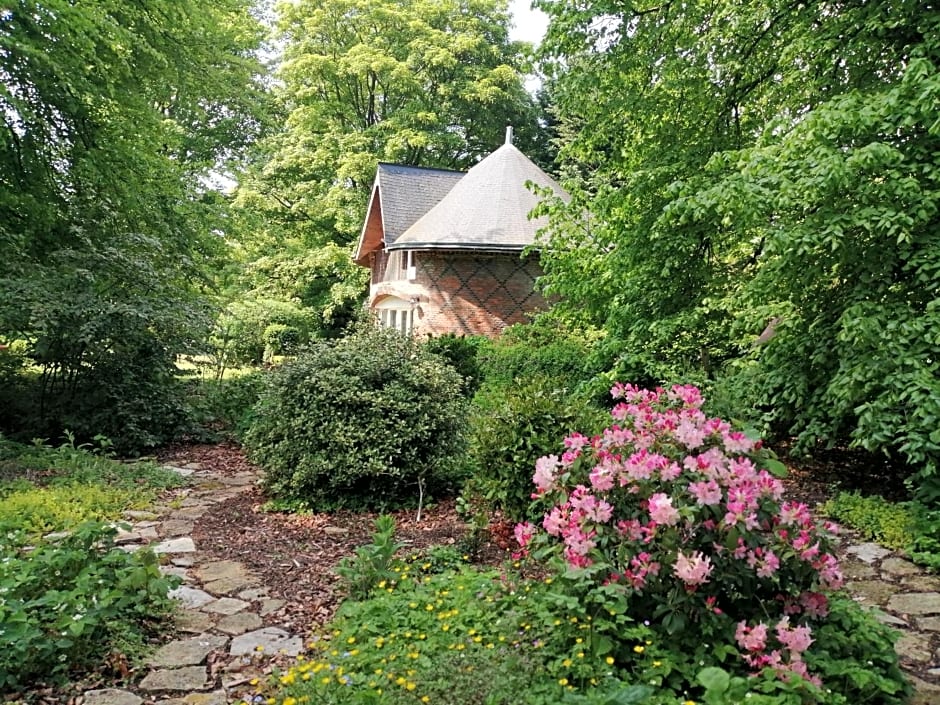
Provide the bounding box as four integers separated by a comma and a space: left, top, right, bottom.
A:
374, 296, 415, 334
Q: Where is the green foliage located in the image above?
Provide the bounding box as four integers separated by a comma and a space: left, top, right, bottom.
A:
259, 560, 908, 705
0, 484, 142, 536
244, 325, 467, 510
822, 493, 916, 552
214, 298, 318, 366
236, 0, 546, 249
536, 0, 940, 485
422, 333, 485, 396
187, 370, 268, 438
0, 522, 179, 689
263, 566, 557, 705
477, 316, 606, 392
336, 515, 406, 600
0, 436, 184, 535
469, 379, 604, 522
0, 0, 270, 451
905, 501, 940, 571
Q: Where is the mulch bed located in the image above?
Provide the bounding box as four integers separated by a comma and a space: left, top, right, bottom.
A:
159, 442, 498, 635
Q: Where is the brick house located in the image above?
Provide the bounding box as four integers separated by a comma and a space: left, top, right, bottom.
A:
353, 129, 568, 337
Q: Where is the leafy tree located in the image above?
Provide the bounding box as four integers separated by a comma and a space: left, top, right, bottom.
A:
236, 0, 546, 247
536, 2, 940, 483
0, 1, 269, 449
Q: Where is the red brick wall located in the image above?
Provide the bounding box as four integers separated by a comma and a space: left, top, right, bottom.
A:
409, 251, 546, 337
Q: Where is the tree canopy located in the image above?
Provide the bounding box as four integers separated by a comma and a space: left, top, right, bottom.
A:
536, 0, 940, 484
236, 0, 546, 247
0, 0, 269, 448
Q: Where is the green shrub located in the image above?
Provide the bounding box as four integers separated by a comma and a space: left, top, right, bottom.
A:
1, 339, 191, 453
0, 522, 178, 689
511, 383, 909, 703
0, 484, 143, 536
214, 297, 317, 366
822, 492, 916, 552
187, 369, 267, 438
477, 315, 605, 391
262, 323, 302, 358
335, 515, 406, 600
244, 325, 467, 510
468, 378, 605, 522
422, 333, 485, 396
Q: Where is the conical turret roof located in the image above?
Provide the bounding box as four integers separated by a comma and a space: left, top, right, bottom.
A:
387, 135, 567, 252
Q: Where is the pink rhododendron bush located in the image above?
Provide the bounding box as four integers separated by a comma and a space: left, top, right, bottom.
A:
515, 384, 910, 701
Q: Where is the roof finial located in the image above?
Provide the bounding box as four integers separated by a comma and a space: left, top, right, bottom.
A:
505, 125, 513, 145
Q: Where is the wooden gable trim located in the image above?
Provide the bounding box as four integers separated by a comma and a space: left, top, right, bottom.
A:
353, 182, 384, 265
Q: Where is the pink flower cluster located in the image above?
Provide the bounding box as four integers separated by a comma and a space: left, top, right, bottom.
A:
735, 617, 819, 686
516, 383, 845, 687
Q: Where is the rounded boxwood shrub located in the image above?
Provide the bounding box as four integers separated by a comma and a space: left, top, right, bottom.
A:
244, 326, 467, 510
469, 378, 606, 522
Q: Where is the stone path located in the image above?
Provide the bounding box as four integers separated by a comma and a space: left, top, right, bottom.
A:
76, 461, 940, 704
841, 542, 940, 704
80, 463, 302, 705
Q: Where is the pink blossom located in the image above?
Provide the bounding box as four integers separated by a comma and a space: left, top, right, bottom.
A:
533, 455, 559, 494
687, 479, 722, 506
564, 432, 590, 451
722, 430, 755, 454
779, 501, 813, 528
659, 461, 682, 482
799, 592, 830, 619
514, 522, 536, 549
615, 518, 644, 541
735, 621, 768, 652
648, 492, 680, 526
589, 462, 615, 492
673, 549, 713, 586
775, 617, 814, 654
674, 419, 706, 449
747, 547, 780, 578
542, 507, 567, 536
815, 553, 844, 590
667, 384, 704, 408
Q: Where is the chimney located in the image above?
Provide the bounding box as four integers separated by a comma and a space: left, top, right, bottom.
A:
505, 125, 513, 145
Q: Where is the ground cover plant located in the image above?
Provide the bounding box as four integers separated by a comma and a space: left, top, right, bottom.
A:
253, 384, 909, 705
0, 435, 185, 536
0, 436, 185, 689
0, 521, 178, 690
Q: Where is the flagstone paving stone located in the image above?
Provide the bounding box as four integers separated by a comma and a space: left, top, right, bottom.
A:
216, 612, 263, 635
154, 536, 197, 554
139, 666, 210, 692
149, 635, 229, 668
175, 609, 217, 634
81, 689, 143, 705
202, 597, 250, 615
229, 627, 304, 657
888, 592, 940, 616
169, 586, 216, 610
846, 542, 892, 563
162, 519, 197, 537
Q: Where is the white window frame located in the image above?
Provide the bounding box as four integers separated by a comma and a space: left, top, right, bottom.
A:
375, 296, 415, 334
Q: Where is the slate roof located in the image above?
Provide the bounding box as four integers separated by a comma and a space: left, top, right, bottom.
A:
387, 142, 568, 252
353, 164, 463, 263
375, 163, 464, 245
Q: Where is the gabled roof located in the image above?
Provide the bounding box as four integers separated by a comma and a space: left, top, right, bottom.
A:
353, 163, 463, 264
388, 140, 568, 252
